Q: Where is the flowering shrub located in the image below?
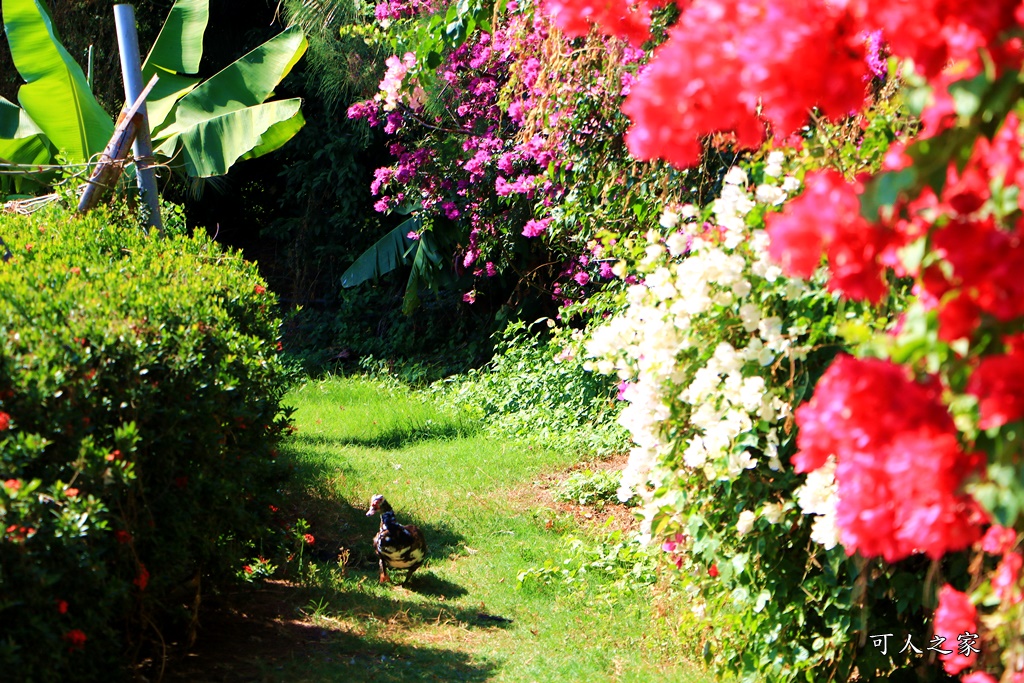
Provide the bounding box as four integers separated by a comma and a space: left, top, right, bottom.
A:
563, 0, 1024, 679
0, 206, 290, 678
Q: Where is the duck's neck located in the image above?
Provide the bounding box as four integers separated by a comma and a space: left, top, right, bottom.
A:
380, 510, 401, 534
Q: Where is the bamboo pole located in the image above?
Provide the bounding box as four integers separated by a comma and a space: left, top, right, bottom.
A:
114, 4, 162, 232
77, 76, 159, 214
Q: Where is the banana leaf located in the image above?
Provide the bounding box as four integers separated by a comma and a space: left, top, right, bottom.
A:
0, 96, 54, 192
341, 216, 422, 288
154, 26, 307, 138
2, 0, 113, 162
154, 98, 304, 177
142, 0, 208, 132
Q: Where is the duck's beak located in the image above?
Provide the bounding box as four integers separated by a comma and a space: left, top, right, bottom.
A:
366, 506, 376, 516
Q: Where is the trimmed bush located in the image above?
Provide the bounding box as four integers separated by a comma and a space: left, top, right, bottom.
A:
0, 206, 290, 680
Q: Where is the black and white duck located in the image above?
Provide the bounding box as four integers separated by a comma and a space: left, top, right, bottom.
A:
366, 494, 427, 585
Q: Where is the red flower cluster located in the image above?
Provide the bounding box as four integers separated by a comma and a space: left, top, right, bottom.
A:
303, 533, 315, 545
765, 170, 896, 302
933, 585, 978, 675
0, 411, 9, 431
134, 564, 150, 591
62, 629, 87, 652
621, 0, 869, 168
794, 355, 985, 562
547, 0, 1023, 168
543, 0, 662, 46
967, 335, 1024, 429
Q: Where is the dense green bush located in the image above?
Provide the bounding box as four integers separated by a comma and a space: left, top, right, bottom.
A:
434, 320, 629, 456
0, 206, 290, 680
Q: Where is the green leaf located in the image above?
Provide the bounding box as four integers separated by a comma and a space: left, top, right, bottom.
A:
142, 0, 209, 75
156, 98, 304, 177
340, 216, 422, 288
155, 26, 308, 138
2, 0, 114, 162
141, 0, 209, 132
0, 97, 53, 191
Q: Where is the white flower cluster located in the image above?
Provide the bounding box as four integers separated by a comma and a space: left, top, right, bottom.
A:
586, 158, 807, 541
793, 456, 841, 550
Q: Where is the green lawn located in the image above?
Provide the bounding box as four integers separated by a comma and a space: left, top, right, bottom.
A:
230, 376, 707, 682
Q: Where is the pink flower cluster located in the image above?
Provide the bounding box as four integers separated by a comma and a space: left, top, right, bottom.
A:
793, 355, 986, 562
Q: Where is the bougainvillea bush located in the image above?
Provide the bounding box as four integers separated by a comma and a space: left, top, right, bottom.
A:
346, 0, 710, 316
565, 0, 1024, 681
0, 207, 290, 679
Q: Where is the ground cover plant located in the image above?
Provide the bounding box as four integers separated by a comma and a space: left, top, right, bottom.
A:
0, 205, 290, 679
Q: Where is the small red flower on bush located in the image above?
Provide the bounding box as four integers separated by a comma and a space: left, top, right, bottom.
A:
303, 533, 315, 545
708, 564, 719, 578
134, 564, 150, 591
0, 411, 9, 431
3, 478, 20, 491
64, 487, 79, 498
62, 629, 87, 652
244, 565, 254, 574
254, 285, 266, 295
115, 530, 132, 544
105, 449, 122, 462
56, 600, 68, 614
933, 585, 978, 675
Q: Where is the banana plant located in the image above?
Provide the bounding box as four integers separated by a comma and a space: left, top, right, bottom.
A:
0, 0, 307, 190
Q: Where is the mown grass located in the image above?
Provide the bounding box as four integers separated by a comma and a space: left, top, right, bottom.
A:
256, 375, 707, 682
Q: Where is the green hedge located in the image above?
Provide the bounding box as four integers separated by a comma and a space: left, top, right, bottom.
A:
0, 206, 291, 680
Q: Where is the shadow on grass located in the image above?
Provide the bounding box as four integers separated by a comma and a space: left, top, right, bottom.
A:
161, 578, 501, 683
288, 420, 478, 451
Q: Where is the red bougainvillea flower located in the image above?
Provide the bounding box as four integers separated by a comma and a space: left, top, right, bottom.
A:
794, 355, 985, 562
3, 479, 20, 492
303, 533, 315, 545
543, 0, 661, 46
65, 488, 79, 498
62, 629, 87, 652
765, 170, 897, 303
933, 585, 978, 675
992, 551, 1024, 605
967, 340, 1024, 429
0, 411, 9, 431
981, 525, 1018, 555
707, 563, 719, 577
56, 600, 68, 615
254, 284, 267, 295
621, 0, 871, 168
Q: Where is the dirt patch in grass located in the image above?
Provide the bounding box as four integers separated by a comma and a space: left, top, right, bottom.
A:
506, 453, 639, 534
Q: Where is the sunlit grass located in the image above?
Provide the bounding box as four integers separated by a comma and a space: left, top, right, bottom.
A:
267, 375, 709, 682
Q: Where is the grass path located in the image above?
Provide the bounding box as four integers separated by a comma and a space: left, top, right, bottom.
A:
183, 376, 706, 682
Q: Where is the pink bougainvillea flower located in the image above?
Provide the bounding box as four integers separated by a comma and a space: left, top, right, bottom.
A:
981, 525, 1018, 555
522, 218, 550, 238
794, 355, 985, 562
961, 673, 998, 683
933, 585, 979, 675
992, 551, 1023, 604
